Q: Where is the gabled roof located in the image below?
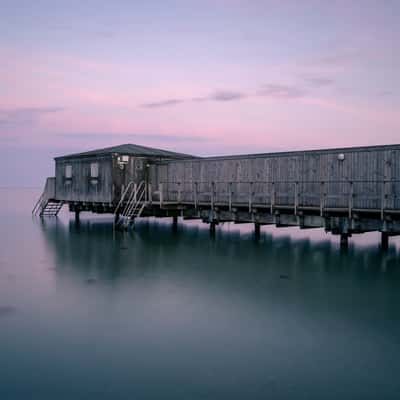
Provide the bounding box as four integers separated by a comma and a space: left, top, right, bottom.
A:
54, 143, 196, 160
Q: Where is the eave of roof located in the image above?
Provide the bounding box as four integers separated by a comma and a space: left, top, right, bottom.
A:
54, 143, 196, 160
156, 143, 400, 163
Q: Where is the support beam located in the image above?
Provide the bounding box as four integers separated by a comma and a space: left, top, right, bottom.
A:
254, 223, 261, 240
381, 232, 389, 251
340, 233, 349, 249
75, 210, 80, 224
209, 221, 216, 236
172, 216, 178, 231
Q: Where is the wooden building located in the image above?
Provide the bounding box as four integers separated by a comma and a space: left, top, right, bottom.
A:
53, 144, 194, 204
33, 143, 400, 248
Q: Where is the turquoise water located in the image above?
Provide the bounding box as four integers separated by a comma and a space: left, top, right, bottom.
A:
1, 188, 400, 399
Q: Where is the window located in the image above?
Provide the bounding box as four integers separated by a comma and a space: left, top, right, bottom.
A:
90, 162, 99, 178
136, 160, 143, 170
65, 165, 72, 178
117, 155, 129, 168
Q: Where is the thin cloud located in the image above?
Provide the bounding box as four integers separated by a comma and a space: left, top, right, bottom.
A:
140, 99, 185, 108
257, 84, 306, 99
141, 89, 247, 109
140, 83, 310, 109
0, 107, 64, 125
303, 77, 334, 87
209, 90, 246, 101
379, 90, 395, 97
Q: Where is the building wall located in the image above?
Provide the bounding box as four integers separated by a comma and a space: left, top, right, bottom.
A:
55, 155, 113, 203
152, 146, 400, 210
111, 155, 149, 202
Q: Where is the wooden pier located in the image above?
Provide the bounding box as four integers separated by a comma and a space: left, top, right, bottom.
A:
34, 143, 400, 248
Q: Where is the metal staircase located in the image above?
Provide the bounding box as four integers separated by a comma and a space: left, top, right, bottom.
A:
114, 181, 148, 230
32, 177, 64, 217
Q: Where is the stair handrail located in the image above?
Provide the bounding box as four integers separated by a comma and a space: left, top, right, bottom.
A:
127, 183, 147, 217
114, 181, 136, 217
120, 187, 148, 229
136, 200, 148, 219
114, 181, 147, 229
32, 192, 44, 215
32, 192, 46, 215
121, 181, 143, 217
124, 181, 146, 218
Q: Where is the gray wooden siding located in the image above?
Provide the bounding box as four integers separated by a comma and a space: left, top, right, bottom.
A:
55, 156, 113, 203
152, 147, 400, 210
111, 156, 148, 202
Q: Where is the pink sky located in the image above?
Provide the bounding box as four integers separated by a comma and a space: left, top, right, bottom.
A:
0, 1, 399, 184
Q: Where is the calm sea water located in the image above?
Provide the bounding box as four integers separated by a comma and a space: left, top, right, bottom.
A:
1, 188, 400, 399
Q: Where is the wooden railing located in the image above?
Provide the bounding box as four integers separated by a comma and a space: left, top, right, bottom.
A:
32, 177, 56, 215
147, 180, 400, 216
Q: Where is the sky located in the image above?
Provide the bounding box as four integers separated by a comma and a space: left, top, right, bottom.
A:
0, 0, 399, 186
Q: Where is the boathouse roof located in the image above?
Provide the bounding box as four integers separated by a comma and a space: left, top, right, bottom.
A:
55, 143, 195, 160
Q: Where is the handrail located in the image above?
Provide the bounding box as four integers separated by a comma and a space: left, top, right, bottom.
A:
114, 181, 136, 217
122, 181, 145, 217
128, 184, 146, 217
121, 184, 138, 217
32, 192, 45, 215
124, 181, 146, 218
158, 179, 400, 184
114, 181, 148, 229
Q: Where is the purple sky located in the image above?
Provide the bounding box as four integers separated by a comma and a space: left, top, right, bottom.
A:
0, 0, 399, 185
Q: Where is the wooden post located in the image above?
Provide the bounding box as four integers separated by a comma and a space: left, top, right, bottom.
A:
271, 182, 275, 214
294, 181, 298, 215
172, 216, 178, 231
348, 181, 353, 218
320, 181, 325, 216
194, 182, 198, 209
381, 232, 389, 250
229, 182, 232, 212
159, 183, 163, 206
340, 233, 349, 249
177, 182, 182, 203
210, 221, 216, 236
148, 183, 152, 204
249, 182, 253, 213
194, 182, 199, 210
254, 223, 261, 240
381, 180, 386, 220
211, 182, 215, 210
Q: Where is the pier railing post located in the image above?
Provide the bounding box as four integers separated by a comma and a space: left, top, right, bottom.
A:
271, 182, 275, 214
348, 181, 353, 218
249, 182, 253, 212
211, 181, 215, 210
159, 183, 163, 206
381, 180, 386, 220
148, 183, 152, 204
229, 182, 232, 211
320, 181, 325, 216
177, 182, 182, 203
294, 181, 298, 215
194, 182, 198, 209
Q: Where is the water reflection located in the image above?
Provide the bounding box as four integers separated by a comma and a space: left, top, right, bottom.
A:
1, 189, 400, 400
38, 217, 400, 285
